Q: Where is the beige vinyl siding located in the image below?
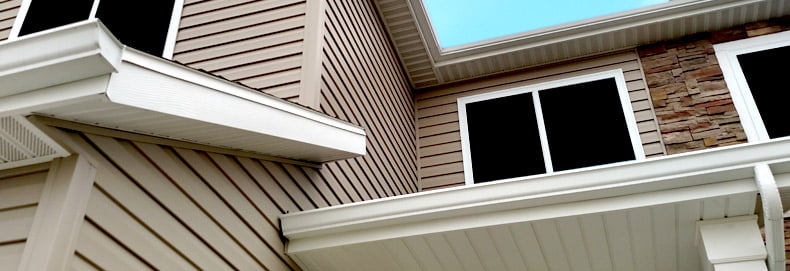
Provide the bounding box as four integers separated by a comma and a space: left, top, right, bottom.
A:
318, 0, 418, 196
416, 51, 665, 190
41, 125, 371, 271
173, 0, 306, 102
0, 163, 49, 269
0, 0, 21, 41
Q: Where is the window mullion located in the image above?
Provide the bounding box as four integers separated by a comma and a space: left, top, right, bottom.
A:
89, 0, 100, 19
532, 91, 554, 173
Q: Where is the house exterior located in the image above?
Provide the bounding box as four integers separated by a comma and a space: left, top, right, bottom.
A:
0, 0, 788, 270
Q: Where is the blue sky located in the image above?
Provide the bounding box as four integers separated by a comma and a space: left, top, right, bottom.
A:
423, 0, 668, 48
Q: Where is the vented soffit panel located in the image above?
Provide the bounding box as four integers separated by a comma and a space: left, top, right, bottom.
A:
0, 20, 367, 164
376, 0, 790, 88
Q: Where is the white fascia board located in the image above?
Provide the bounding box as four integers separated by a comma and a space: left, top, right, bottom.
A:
287, 180, 756, 253
282, 138, 790, 244
119, 50, 365, 138
0, 20, 122, 96
106, 50, 366, 159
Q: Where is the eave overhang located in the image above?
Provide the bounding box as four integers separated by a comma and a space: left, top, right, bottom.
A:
376, 0, 790, 88
0, 20, 366, 164
282, 138, 790, 270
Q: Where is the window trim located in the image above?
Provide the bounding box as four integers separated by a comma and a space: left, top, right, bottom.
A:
8, 0, 184, 59
457, 69, 645, 185
714, 30, 790, 142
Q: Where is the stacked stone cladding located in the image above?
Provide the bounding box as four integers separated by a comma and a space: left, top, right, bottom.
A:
637, 17, 790, 154
786, 218, 790, 270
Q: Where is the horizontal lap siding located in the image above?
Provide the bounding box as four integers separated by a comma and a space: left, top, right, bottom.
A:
0, 163, 49, 269
56, 127, 365, 270
173, 0, 306, 102
415, 51, 665, 190
0, 0, 20, 41
318, 0, 418, 196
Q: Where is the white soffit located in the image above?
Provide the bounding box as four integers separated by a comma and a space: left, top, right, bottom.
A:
0, 20, 366, 163
377, 0, 790, 88
281, 138, 790, 270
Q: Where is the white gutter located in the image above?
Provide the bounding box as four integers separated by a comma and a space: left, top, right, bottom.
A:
282, 138, 790, 253
0, 20, 367, 163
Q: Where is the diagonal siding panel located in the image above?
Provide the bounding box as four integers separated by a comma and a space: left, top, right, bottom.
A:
0, 0, 21, 41
319, 0, 418, 196
48, 114, 403, 270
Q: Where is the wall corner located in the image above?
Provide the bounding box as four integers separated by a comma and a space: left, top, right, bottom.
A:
298, 0, 328, 110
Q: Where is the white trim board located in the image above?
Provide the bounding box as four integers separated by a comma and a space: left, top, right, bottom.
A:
714, 30, 790, 142
282, 137, 790, 251
0, 20, 366, 163
457, 69, 644, 185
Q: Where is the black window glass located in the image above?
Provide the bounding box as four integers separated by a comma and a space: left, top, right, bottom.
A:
737, 45, 790, 139
96, 0, 176, 56
466, 92, 546, 183
539, 78, 636, 171
19, 0, 93, 36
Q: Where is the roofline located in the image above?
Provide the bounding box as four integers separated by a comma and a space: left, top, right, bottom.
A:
414, 0, 763, 64
0, 20, 367, 162
282, 137, 790, 251
378, 0, 787, 88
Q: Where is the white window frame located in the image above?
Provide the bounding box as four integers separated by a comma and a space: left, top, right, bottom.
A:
8, 0, 184, 59
714, 30, 790, 142
457, 69, 645, 185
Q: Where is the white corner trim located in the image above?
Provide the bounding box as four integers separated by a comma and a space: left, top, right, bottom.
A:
18, 155, 97, 271
297, 0, 328, 110
714, 30, 790, 142
457, 69, 643, 185
162, 0, 184, 60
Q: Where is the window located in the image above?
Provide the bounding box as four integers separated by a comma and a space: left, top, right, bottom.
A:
458, 70, 645, 184
10, 0, 183, 58
715, 31, 790, 142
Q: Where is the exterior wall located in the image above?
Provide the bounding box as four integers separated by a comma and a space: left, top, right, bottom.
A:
174, 0, 420, 196
0, 163, 49, 269
173, 0, 307, 102
317, 0, 418, 195
43, 125, 370, 271
3, 0, 420, 198
638, 17, 790, 154
0, 0, 20, 41
415, 51, 663, 190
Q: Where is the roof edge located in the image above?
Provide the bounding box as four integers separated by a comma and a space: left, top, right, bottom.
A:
282, 138, 790, 249
0, 20, 367, 163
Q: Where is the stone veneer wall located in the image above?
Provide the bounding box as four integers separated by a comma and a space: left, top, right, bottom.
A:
637, 17, 790, 154
785, 218, 790, 269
